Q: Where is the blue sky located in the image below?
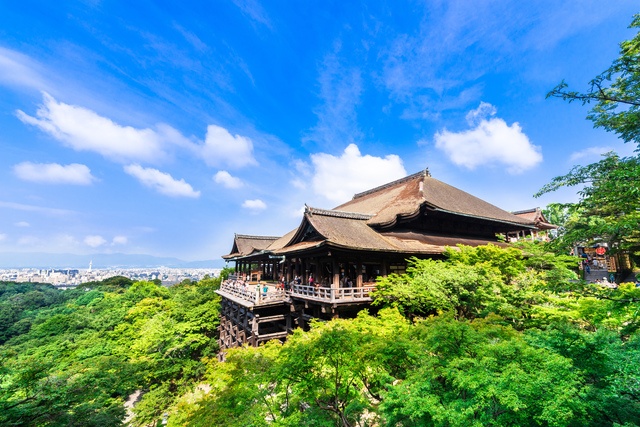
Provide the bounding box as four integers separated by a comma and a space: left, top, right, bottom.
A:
0, 1, 638, 263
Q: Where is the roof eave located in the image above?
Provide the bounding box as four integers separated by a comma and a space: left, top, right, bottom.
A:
428, 205, 536, 230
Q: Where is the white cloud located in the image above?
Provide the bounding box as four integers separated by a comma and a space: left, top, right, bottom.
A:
0, 47, 48, 91
201, 125, 257, 169
214, 170, 243, 189
0, 201, 75, 216
569, 146, 614, 162
291, 178, 306, 190
290, 160, 310, 190
17, 236, 40, 246
231, 0, 273, 29
16, 94, 260, 172
84, 235, 107, 248
57, 234, 80, 248
306, 52, 363, 149
465, 102, 497, 126
124, 164, 200, 198
13, 161, 96, 185
310, 144, 406, 204
17, 93, 168, 163
242, 199, 267, 212
0, 234, 6, 241
112, 235, 128, 245
14, 221, 30, 228
434, 102, 542, 174
290, 205, 306, 218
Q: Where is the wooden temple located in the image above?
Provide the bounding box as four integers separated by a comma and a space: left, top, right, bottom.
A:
508, 207, 557, 242
217, 169, 537, 353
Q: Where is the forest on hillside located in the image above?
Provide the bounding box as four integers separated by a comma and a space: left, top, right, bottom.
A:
0, 275, 223, 426
0, 243, 639, 426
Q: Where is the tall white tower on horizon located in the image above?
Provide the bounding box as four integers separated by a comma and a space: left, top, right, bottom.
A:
88, 260, 92, 272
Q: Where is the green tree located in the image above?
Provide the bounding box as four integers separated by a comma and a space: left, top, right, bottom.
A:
536, 153, 640, 254
0, 277, 221, 427
380, 316, 585, 427
526, 323, 640, 425
372, 244, 578, 325
543, 13, 640, 257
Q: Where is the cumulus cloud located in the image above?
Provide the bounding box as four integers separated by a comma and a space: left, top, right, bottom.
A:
112, 235, 128, 245
310, 144, 406, 204
13, 161, 96, 185
124, 164, 200, 198
434, 102, 542, 174
17, 93, 168, 163
16, 93, 260, 171
201, 125, 257, 169
14, 221, 30, 227
84, 235, 107, 248
242, 199, 267, 212
214, 170, 243, 189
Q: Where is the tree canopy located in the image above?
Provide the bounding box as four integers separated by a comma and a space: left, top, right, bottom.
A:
541, 13, 640, 258
536, 153, 640, 255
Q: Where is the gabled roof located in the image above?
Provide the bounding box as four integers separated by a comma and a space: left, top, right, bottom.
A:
512, 207, 557, 230
223, 169, 536, 260
273, 206, 509, 256
334, 169, 533, 228
223, 234, 280, 260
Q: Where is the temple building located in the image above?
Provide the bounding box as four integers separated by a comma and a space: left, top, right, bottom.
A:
508, 207, 557, 242
216, 169, 537, 352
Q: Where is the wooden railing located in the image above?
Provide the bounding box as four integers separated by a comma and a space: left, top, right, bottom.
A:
289, 284, 375, 303
218, 280, 286, 305
219, 280, 375, 305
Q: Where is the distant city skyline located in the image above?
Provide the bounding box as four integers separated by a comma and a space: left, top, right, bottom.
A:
0, 1, 638, 266
0, 266, 222, 287
0, 251, 225, 269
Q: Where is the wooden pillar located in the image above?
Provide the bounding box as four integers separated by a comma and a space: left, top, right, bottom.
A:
356, 260, 363, 287
314, 258, 319, 283
251, 314, 259, 347
302, 258, 308, 284
332, 258, 339, 289
285, 260, 291, 282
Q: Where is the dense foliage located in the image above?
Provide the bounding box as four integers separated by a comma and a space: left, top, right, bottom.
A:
1, 249, 638, 426
536, 153, 640, 255
171, 244, 639, 427
0, 275, 223, 426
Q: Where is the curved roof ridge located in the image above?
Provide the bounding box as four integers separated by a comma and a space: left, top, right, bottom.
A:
306, 205, 373, 220
234, 233, 280, 240
352, 169, 429, 200
511, 207, 540, 215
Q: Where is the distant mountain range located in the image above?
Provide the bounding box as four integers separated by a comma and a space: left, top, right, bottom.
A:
0, 252, 226, 269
